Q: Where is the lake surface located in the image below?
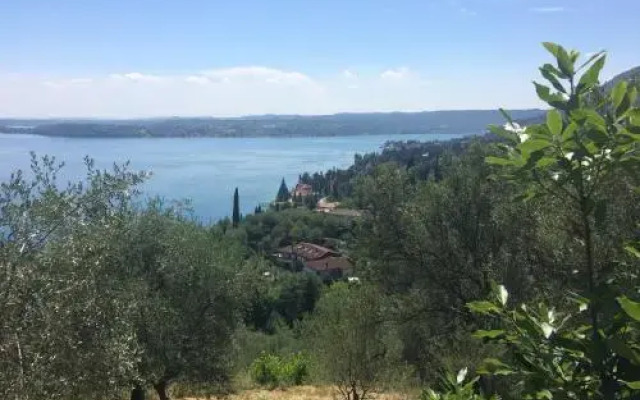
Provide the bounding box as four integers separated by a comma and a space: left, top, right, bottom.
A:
0, 133, 468, 221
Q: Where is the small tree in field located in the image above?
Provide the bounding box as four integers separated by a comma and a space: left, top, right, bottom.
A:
306, 283, 401, 400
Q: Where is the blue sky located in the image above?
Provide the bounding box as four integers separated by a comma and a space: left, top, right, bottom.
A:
1, 0, 638, 117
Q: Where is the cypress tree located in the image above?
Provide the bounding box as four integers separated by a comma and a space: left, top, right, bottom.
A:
276, 178, 290, 202
232, 187, 240, 228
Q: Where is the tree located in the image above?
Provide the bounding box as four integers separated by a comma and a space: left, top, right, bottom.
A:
427, 42, 640, 400
122, 207, 247, 400
306, 283, 401, 400
232, 187, 240, 228
276, 178, 290, 202
0, 154, 146, 400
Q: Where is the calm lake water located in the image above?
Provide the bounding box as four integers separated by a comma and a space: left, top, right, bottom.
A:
0, 133, 468, 221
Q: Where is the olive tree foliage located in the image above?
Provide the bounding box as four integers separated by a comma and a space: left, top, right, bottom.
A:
120, 205, 249, 400
0, 154, 147, 400
305, 283, 402, 400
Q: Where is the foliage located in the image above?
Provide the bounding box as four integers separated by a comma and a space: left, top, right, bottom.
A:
421, 369, 495, 400
236, 208, 354, 254
233, 187, 241, 227
484, 41, 640, 399
276, 178, 290, 202
119, 205, 249, 400
305, 283, 402, 400
0, 154, 146, 400
250, 352, 309, 388
243, 270, 322, 332
469, 284, 640, 399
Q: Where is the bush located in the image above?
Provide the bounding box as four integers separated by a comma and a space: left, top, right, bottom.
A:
250, 352, 309, 388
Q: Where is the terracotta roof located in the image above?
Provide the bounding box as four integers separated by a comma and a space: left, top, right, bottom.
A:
304, 257, 353, 272
276, 242, 339, 261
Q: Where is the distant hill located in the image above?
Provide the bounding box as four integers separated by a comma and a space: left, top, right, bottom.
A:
0, 109, 544, 138
602, 66, 640, 93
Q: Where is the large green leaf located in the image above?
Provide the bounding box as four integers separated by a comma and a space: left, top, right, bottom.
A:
467, 301, 500, 315
547, 109, 563, 135
473, 330, 505, 339
624, 381, 640, 390
585, 128, 609, 146
486, 156, 516, 166
625, 245, 640, 259
617, 91, 632, 119
499, 108, 514, 125
612, 81, 628, 109
577, 54, 606, 91
534, 82, 553, 103
577, 50, 605, 72
561, 122, 578, 142
557, 46, 574, 77
572, 109, 606, 129
477, 358, 514, 376
521, 139, 552, 155
618, 296, 640, 321
540, 64, 566, 93
542, 42, 561, 58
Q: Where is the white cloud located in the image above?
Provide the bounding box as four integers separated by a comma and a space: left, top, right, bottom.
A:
342, 69, 357, 79
110, 72, 164, 82
0, 66, 541, 118
530, 6, 565, 13
380, 67, 410, 80
201, 66, 313, 85
184, 76, 210, 85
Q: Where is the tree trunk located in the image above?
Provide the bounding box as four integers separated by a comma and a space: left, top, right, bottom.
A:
130, 385, 145, 400
154, 380, 170, 400
351, 381, 359, 400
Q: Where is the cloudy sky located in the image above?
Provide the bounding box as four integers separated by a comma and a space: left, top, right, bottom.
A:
1, 0, 639, 118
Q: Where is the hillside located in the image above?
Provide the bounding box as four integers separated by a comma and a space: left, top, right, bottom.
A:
0, 109, 543, 138
602, 65, 640, 93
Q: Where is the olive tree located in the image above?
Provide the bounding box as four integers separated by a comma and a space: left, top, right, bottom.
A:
306, 283, 401, 400
121, 206, 247, 400
0, 154, 146, 400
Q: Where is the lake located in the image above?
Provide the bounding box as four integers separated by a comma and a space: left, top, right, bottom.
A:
0, 133, 469, 221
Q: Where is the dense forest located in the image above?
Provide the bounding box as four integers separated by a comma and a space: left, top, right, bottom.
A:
0, 109, 544, 138
1, 43, 640, 400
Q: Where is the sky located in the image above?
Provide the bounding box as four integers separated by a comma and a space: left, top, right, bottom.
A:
0, 0, 639, 118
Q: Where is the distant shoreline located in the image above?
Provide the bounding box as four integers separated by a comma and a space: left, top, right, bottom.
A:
0, 109, 544, 139
0, 131, 472, 139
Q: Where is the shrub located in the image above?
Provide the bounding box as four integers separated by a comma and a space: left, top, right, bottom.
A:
250, 352, 309, 388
